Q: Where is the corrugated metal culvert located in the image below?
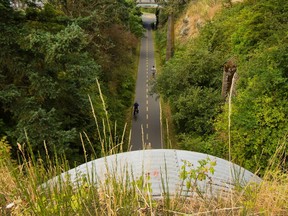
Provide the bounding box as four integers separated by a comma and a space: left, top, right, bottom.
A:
46, 149, 261, 198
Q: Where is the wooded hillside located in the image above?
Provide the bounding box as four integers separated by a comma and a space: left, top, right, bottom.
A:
155, 0, 288, 175
0, 0, 144, 164
0, 1, 288, 214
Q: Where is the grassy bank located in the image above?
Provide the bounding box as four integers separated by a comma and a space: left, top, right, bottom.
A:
1, 86, 287, 215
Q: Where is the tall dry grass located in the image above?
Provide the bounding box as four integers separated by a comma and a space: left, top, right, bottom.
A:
0, 80, 287, 215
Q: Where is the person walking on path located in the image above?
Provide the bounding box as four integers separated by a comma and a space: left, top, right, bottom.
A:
151, 65, 156, 78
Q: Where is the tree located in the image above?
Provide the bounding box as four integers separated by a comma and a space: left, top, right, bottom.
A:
0, 3, 101, 163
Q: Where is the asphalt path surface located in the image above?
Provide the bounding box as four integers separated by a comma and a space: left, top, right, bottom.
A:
131, 14, 162, 150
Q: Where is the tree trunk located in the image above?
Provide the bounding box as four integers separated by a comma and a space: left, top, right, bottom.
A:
166, 13, 174, 61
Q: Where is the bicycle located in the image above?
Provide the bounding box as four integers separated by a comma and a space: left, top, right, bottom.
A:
133, 107, 139, 116
133, 102, 139, 119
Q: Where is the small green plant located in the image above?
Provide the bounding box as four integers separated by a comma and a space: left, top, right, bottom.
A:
133, 173, 152, 194
0, 137, 12, 165
179, 157, 216, 197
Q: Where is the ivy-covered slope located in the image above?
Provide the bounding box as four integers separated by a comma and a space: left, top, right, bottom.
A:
155, 0, 288, 174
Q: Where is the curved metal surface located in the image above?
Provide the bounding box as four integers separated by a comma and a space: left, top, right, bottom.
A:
46, 149, 261, 198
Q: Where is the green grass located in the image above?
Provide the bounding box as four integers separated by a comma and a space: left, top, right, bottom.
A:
1, 145, 287, 215
1, 80, 287, 215
152, 27, 178, 150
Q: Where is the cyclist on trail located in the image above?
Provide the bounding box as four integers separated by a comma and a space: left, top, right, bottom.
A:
133, 102, 139, 116
151, 65, 156, 78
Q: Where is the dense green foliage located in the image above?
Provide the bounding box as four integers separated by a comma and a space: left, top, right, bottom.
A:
0, 0, 144, 164
155, 0, 288, 174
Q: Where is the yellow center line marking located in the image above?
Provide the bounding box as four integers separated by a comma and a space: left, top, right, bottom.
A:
146, 114, 148, 120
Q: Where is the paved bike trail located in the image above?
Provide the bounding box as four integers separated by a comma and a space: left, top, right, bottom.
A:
131, 14, 162, 150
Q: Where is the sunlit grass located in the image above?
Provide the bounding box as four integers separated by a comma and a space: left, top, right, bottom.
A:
0, 80, 287, 215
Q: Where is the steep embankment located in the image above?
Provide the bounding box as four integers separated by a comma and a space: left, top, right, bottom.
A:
174, 0, 243, 42
175, 1, 222, 41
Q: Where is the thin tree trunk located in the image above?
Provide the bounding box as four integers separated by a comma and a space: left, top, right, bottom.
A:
166, 13, 174, 61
